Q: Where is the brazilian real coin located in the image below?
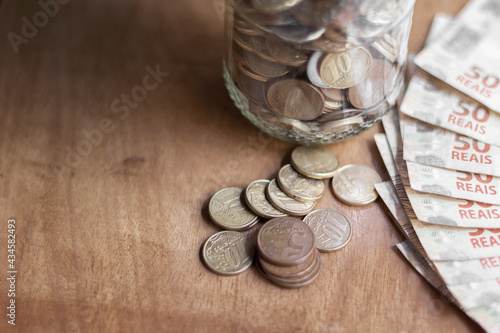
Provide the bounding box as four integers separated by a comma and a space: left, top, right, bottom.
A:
245, 179, 287, 219
266, 79, 324, 121
332, 164, 381, 206
319, 47, 372, 89
202, 231, 255, 276
266, 179, 316, 216
303, 209, 352, 252
290, 146, 339, 179
277, 164, 325, 202
257, 216, 315, 266
209, 187, 260, 230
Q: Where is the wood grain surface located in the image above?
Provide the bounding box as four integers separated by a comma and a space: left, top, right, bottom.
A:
0, 0, 481, 332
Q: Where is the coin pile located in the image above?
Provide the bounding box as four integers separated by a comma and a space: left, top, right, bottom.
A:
225, 0, 414, 142
201, 145, 380, 288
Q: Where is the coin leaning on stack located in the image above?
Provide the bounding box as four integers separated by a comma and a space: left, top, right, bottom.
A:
201, 145, 380, 288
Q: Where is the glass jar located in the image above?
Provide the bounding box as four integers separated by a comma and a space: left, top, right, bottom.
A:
223, 0, 415, 145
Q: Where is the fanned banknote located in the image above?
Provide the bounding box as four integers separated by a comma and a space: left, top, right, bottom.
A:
402, 120, 500, 177
406, 161, 500, 205
434, 257, 500, 286
400, 73, 500, 147
415, 0, 500, 113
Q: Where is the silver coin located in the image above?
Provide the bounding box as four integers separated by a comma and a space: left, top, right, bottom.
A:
269, 22, 326, 43
307, 51, 330, 89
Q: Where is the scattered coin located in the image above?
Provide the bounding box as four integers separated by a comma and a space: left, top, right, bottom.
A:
209, 187, 260, 230
319, 47, 372, 89
266, 179, 316, 216
291, 146, 340, 179
202, 230, 255, 276
303, 209, 352, 252
267, 79, 324, 121
245, 179, 288, 219
332, 164, 381, 206
277, 164, 325, 202
257, 216, 315, 266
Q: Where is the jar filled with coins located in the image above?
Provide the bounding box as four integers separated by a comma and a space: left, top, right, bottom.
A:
223, 0, 416, 145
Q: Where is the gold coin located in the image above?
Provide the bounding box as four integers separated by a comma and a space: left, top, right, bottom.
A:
319, 47, 372, 89
245, 179, 287, 219
277, 164, 325, 202
266, 179, 316, 216
257, 216, 315, 266
244, 50, 289, 78
266, 38, 309, 66
290, 146, 339, 179
202, 231, 255, 276
303, 209, 352, 252
332, 164, 381, 206
266, 79, 324, 121
209, 187, 260, 230
320, 87, 344, 102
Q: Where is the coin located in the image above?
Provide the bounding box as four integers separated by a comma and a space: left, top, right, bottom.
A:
267, 79, 324, 121
320, 87, 344, 101
257, 216, 315, 266
249, 35, 276, 62
235, 62, 268, 105
269, 22, 325, 43
245, 179, 288, 219
233, 30, 254, 52
318, 115, 364, 133
266, 179, 316, 216
277, 164, 325, 202
252, 0, 304, 15
209, 187, 260, 230
257, 251, 321, 288
258, 248, 317, 279
244, 50, 290, 78
291, 146, 339, 179
332, 164, 381, 206
307, 51, 330, 89
348, 59, 391, 109
303, 209, 352, 252
372, 33, 400, 62
266, 38, 309, 66
202, 231, 255, 276
319, 47, 372, 89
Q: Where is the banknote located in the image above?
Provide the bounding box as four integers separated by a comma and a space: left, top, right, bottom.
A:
415, 0, 500, 113
408, 193, 500, 228
434, 257, 500, 285
448, 278, 500, 310
396, 241, 460, 306
406, 161, 500, 205
377, 175, 500, 261
425, 14, 453, 46
402, 120, 500, 177
400, 73, 500, 147
466, 304, 500, 333
376, 132, 500, 228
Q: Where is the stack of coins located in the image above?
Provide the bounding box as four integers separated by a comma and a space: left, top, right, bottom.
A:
256, 217, 321, 288
201, 145, 380, 287
225, 0, 413, 143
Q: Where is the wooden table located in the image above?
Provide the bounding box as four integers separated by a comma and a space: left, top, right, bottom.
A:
0, 0, 481, 332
